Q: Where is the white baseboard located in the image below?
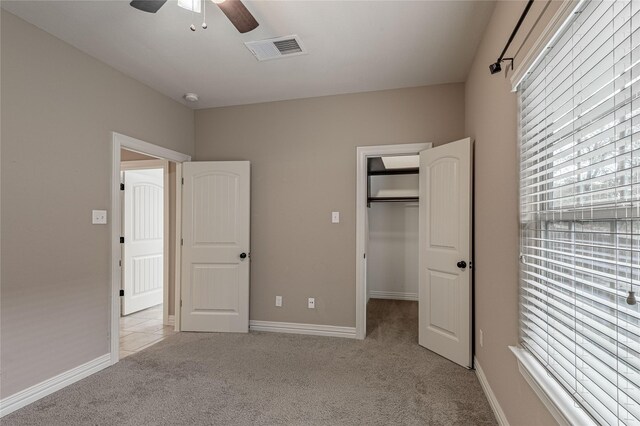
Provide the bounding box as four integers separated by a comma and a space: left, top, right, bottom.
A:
0, 353, 111, 418
167, 315, 175, 326
474, 356, 510, 426
249, 320, 356, 339
369, 290, 418, 301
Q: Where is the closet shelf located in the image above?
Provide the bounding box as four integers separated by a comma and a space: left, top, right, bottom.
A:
367, 156, 419, 207
368, 169, 418, 176
368, 196, 419, 203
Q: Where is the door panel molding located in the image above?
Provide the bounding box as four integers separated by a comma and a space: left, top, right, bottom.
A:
122, 167, 165, 316
180, 161, 250, 333
419, 137, 472, 368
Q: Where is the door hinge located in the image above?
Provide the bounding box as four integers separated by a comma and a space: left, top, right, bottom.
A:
120, 183, 125, 191
364, 253, 366, 259
119, 260, 121, 267
180, 299, 183, 307
120, 237, 124, 244
119, 289, 124, 297
181, 238, 183, 246
181, 178, 184, 185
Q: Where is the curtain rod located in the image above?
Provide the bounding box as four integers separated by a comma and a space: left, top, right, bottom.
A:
489, 0, 535, 75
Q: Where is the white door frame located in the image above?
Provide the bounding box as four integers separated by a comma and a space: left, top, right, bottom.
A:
111, 132, 191, 365
355, 142, 432, 340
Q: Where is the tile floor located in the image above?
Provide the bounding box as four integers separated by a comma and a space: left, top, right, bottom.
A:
119, 305, 176, 359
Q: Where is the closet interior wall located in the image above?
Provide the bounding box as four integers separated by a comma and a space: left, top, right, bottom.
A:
366, 173, 419, 301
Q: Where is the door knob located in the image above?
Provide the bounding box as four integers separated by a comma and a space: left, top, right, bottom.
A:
456, 260, 467, 269
239, 252, 247, 259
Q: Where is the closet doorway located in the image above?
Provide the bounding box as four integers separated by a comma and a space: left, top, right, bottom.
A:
355, 139, 473, 369
366, 154, 420, 342
356, 143, 430, 340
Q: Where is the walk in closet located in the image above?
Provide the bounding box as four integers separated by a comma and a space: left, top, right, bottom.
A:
366, 155, 420, 335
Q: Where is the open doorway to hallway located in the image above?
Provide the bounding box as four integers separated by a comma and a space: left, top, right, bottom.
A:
119, 148, 176, 358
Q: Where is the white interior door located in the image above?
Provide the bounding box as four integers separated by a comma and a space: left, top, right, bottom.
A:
122, 168, 164, 315
181, 161, 250, 333
418, 138, 472, 368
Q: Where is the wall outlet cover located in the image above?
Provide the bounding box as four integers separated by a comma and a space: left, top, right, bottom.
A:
308, 297, 315, 309
92, 210, 108, 224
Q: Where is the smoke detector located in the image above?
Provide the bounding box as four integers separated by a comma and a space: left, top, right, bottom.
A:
184, 93, 199, 102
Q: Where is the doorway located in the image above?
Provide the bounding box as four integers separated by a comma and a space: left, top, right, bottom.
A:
119, 151, 172, 358
365, 154, 420, 338
355, 143, 431, 341
355, 139, 473, 369
110, 133, 191, 364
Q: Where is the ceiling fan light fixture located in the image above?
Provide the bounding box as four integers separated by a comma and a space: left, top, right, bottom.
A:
177, 0, 201, 13
211, 0, 226, 4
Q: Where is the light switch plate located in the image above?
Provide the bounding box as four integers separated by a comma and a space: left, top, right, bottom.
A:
92, 210, 107, 224
275, 296, 283, 307
331, 211, 340, 223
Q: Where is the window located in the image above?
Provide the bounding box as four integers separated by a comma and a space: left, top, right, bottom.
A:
519, 0, 640, 424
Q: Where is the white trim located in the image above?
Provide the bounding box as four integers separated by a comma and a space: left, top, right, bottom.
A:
0, 354, 111, 418
369, 290, 418, 301
114, 133, 191, 164
355, 143, 432, 340
510, 0, 584, 91
162, 161, 170, 326
174, 163, 183, 332
249, 320, 356, 339
474, 357, 509, 426
111, 132, 191, 365
509, 346, 596, 426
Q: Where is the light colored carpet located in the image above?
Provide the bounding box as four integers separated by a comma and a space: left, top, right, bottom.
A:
4, 300, 496, 425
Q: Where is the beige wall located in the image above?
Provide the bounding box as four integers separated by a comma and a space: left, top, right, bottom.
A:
121, 148, 158, 162
1, 11, 194, 398
465, 1, 562, 424
195, 84, 465, 327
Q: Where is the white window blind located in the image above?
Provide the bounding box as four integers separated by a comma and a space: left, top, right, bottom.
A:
519, 0, 640, 424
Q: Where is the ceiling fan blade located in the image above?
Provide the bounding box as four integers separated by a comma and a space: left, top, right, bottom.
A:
216, 0, 259, 34
130, 0, 167, 13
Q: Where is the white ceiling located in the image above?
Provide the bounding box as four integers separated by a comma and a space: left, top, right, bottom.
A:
2, 0, 495, 109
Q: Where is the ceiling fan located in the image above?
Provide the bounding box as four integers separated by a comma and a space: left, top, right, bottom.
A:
129, 0, 259, 34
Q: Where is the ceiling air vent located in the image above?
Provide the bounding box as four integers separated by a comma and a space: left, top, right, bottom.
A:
244, 35, 307, 61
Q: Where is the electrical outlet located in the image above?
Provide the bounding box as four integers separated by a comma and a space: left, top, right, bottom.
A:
331, 212, 340, 223
479, 329, 484, 347
275, 296, 282, 307
92, 210, 107, 224
308, 298, 315, 309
